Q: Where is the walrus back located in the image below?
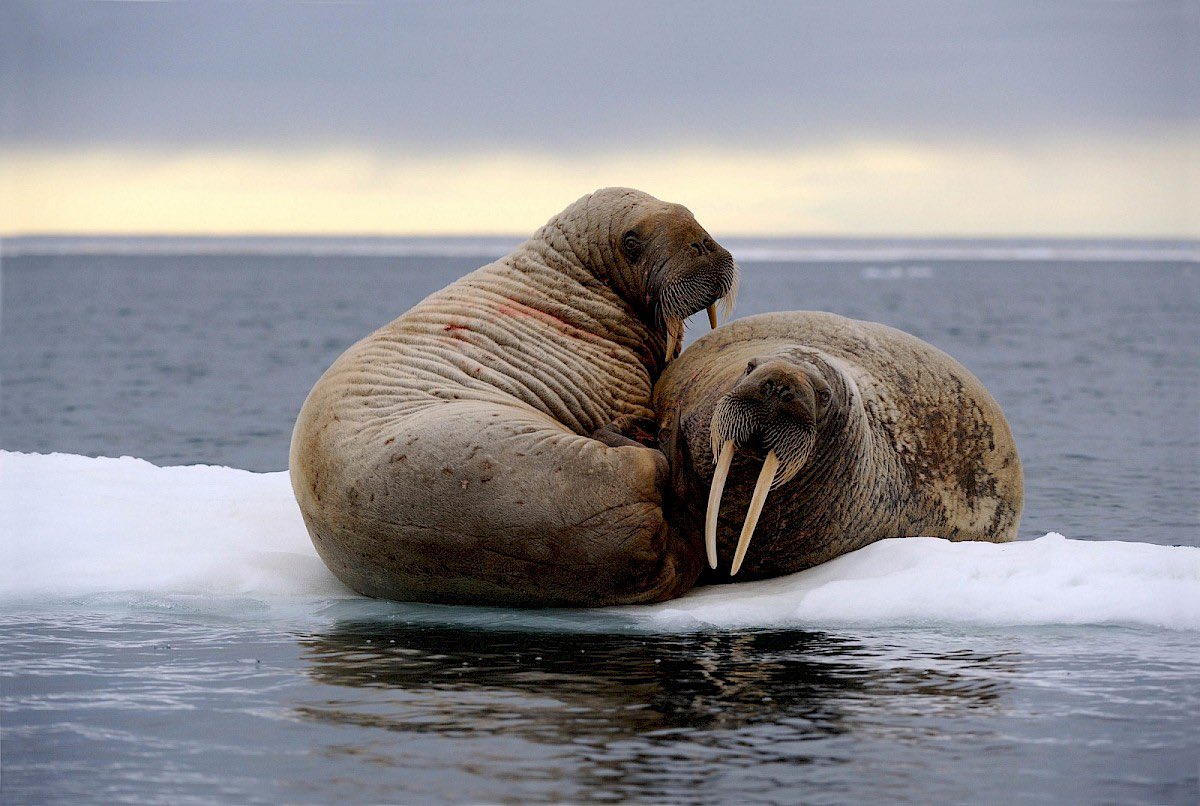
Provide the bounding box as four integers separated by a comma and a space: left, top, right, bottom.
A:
290, 246, 697, 606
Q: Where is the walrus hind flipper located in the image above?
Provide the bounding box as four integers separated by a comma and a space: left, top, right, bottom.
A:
591, 414, 662, 449
302, 403, 700, 608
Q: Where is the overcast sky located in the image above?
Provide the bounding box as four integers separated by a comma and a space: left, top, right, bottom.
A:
2, 1, 1197, 236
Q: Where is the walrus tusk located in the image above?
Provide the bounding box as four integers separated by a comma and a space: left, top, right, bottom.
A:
707, 304, 719, 330
664, 318, 684, 363
705, 440, 735, 568
730, 450, 779, 576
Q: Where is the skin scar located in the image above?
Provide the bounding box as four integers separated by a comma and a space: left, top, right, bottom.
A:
491, 297, 620, 349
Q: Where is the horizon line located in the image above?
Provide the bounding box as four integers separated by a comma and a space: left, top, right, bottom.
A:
5, 233, 1197, 263
5, 232, 1198, 242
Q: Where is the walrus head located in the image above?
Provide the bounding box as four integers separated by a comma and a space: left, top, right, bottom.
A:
557, 188, 739, 362
624, 206, 739, 360
705, 350, 845, 574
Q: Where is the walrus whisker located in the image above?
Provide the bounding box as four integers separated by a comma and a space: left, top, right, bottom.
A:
718, 263, 739, 324
730, 450, 779, 576
706, 439, 735, 568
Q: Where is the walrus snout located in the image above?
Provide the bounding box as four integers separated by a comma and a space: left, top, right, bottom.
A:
705, 360, 824, 575
639, 213, 739, 360
657, 250, 739, 358
730, 361, 823, 425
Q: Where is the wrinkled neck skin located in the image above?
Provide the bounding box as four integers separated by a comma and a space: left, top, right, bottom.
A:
660, 342, 887, 580
531, 192, 633, 299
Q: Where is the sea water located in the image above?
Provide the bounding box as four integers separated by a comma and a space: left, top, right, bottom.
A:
2, 239, 1198, 803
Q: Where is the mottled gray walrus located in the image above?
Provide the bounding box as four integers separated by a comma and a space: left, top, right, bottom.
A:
653, 311, 1023, 580
290, 188, 737, 606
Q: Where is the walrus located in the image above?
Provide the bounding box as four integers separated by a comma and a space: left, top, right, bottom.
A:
653, 311, 1023, 580
290, 188, 737, 607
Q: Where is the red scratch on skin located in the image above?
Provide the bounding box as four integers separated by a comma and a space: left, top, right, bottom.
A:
442, 323, 473, 342
494, 298, 610, 347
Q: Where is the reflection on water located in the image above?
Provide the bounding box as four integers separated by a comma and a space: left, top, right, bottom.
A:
297, 622, 1016, 800
300, 624, 1013, 736
3, 612, 1197, 803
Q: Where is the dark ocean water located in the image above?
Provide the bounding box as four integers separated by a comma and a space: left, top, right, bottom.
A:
2, 245, 1198, 803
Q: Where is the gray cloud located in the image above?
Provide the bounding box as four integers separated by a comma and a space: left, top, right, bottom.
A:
2, 0, 1196, 151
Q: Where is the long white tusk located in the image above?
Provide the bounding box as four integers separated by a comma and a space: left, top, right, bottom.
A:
730, 450, 779, 576
707, 304, 718, 330
664, 319, 683, 363
705, 440, 735, 569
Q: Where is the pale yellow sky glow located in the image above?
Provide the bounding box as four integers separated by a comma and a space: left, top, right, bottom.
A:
3, 135, 1196, 237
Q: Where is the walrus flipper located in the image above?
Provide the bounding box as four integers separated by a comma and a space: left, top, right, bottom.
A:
295, 402, 700, 607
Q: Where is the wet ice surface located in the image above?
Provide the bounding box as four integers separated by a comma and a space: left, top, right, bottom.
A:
4, 451, 1198, 632
2, 247, 1198, 803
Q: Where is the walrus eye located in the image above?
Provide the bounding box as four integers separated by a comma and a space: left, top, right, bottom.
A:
622, 231, 642, 260
817, 388, 832, 406
745, 359, 758, 375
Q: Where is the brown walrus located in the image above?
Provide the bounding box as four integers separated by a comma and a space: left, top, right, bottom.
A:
290, 188, 736, 607
653, 311, 1023, 580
